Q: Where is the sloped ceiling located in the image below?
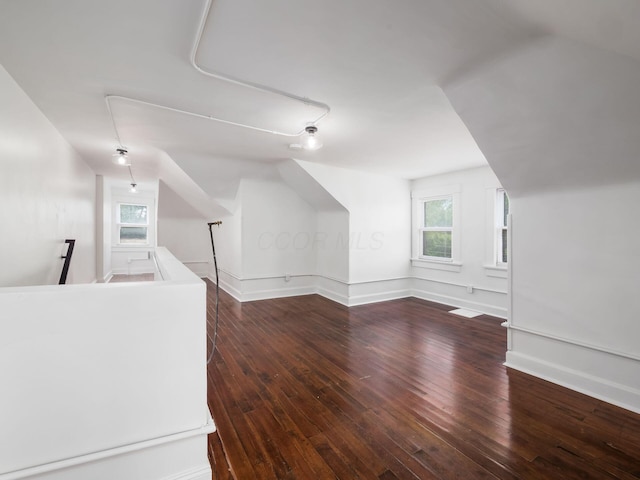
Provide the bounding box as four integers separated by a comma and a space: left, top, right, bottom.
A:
445, 36, 640, 197
0, 0, 638, 205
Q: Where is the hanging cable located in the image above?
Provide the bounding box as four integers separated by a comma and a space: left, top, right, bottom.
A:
106, 93, 126, 149
127, 165, 138, 192
206, 221, 222, 364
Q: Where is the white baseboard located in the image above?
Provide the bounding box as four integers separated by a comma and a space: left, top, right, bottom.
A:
315, 285, 349, 305
1, 416, 215, 480
217, 279, 242, 302
347, 288, 412, 306
159, 465, 213, 480
241, 285, 317, 302
211, 273, 507, 318
411, 287, 507, 318
505, 329, 640, 415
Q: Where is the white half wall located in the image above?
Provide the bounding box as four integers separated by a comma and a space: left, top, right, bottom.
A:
0, 63, 96, 287
0, 248, 213, 479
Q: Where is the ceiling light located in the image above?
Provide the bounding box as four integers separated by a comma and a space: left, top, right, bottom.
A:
112, 148, 130, 166
301, 125, 322, 151
127, 165, 138, 193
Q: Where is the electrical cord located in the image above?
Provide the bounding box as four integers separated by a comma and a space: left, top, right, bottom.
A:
207, 221, 222, 364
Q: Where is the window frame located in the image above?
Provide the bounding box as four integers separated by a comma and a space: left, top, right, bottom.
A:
117, 202, 150, 246
419, 195, 454, 262
411, 185, 461, 270
496, 189, 509, 266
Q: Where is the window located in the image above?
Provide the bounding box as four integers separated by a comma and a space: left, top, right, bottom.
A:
420, 196, 453, 260
118, 203, 149, 244
412, 185, 460, 270
496, 189, 509, 264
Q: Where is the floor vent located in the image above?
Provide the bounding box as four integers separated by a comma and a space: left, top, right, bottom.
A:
448, 308, 481, 318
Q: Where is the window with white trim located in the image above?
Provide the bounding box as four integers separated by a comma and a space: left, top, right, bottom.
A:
420, 195, 453, 261
496, 189, 509, 265
117, 203, 149, 245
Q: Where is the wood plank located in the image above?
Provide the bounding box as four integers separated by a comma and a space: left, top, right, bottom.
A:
205, 284, 640, 479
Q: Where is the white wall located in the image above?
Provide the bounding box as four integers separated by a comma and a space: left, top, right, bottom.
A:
95, 176, 112, 282
410, 166, 508, 317
108, 184, 158, 276
211, 178, 320, 301
296, 160, 411, 283
215, 209, 242, 280
0, 64, 96, 286
505, 183, 640, 412
241, 177, 317, 278
0, 248, 213, 479
315, 210, 349, 282
158, 181, 212, 277
214, 160, 510, 313
445, 36, 640, 412
512, 184, 640, 351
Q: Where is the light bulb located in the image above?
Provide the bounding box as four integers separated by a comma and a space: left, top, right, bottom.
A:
112, 148, 130, 166
301, 125, 322, 150
130, 183, 137, 193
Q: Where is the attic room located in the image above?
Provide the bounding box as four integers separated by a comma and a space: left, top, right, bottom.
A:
1, 0, 639, 479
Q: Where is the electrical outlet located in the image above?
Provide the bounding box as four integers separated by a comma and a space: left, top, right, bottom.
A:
466, 285, 473, 294
284, 274, 291, 282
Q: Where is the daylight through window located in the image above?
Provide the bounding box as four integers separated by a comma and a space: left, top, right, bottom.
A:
118, 203, 149, 244
420, 196, 453, 260
497, 189, 509, 264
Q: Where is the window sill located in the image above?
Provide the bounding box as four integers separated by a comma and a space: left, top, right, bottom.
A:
411, 258, 462, 272
484, 264, 507, 278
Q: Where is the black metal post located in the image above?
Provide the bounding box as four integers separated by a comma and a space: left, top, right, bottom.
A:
59, 239, 76, 285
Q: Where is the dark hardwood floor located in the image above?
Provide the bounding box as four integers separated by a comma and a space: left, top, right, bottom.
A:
204, 280, 640, 479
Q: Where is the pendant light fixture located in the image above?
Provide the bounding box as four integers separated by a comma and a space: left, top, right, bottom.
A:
112, 147, 130, 166
301, 125, 322, 150
128, 166, 137, 193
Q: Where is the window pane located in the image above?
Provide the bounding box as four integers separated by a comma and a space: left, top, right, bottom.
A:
502, 192, 509, 227
423, 231, 452, 258
501, 228, 508, 263
424, 198, 453, 228
120, 226, 148, 244
120, 204, 148, 224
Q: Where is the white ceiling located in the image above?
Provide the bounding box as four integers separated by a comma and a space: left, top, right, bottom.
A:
1, 0, 638, 202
